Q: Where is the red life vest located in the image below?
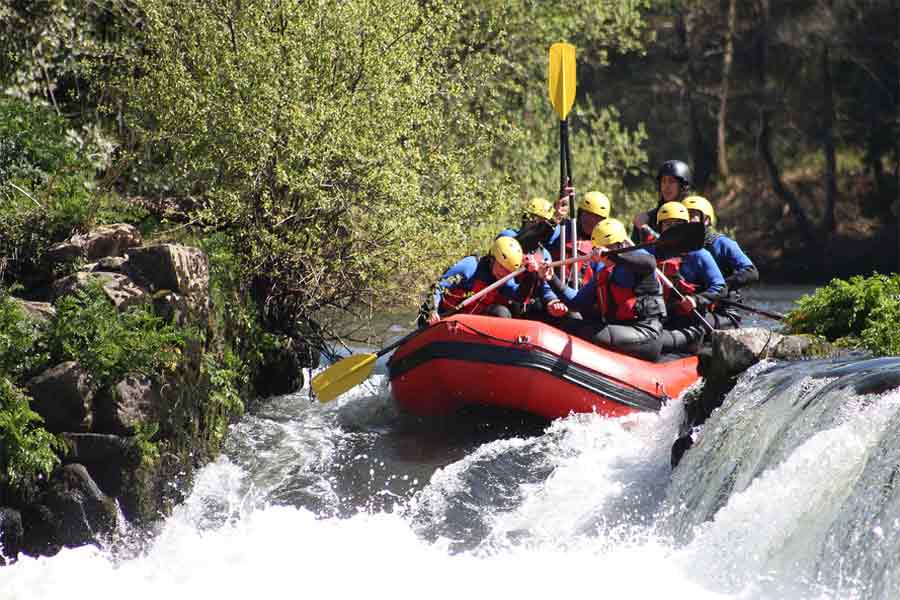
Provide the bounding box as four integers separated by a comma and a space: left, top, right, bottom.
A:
594, 263, 639, 322
439, 262, 508, 315
657, 256, 699, 316
551, 239, 594, 286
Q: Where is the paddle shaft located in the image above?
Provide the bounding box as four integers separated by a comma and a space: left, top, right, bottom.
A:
559, 119, 569, 285
720, 298, 785, 320
654, 269, 715, 334
378, 265, 526, 359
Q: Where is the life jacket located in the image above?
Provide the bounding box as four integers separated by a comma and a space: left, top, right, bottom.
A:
657, 255, 699, 317
514, 249, 546, 305
438, 256, 508, 315
551, 238, 594, 286
594, 263, 639, 322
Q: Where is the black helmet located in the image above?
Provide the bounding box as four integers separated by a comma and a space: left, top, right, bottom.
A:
656, 160, 692, 188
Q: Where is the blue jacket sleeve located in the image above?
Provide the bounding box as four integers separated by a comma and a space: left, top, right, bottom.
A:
694, 249, 726, 299
433, 256, 479, 309
713, 236, 754, 272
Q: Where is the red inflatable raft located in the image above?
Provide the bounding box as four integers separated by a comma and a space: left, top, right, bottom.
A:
388, 314, 700, 420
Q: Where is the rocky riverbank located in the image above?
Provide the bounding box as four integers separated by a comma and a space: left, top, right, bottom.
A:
0, 223, 313, 562
672, 327, 842, 466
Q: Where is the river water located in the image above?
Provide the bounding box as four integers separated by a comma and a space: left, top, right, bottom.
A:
4, 286, 900, 599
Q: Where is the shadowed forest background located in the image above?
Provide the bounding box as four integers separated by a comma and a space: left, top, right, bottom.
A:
2, 0, 899, 341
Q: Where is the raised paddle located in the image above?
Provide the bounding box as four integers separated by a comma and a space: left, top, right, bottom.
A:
719, 298, 785, 320
311, 265, 526, 403
548, 42, 576, 287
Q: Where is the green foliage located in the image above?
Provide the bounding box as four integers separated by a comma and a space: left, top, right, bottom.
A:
201, 350, 245, 448
0, 377, 64, 489
0, 292, 49, 383
109, 0, 655, 341
786, 274, 900, 356
47, 283, 188, 388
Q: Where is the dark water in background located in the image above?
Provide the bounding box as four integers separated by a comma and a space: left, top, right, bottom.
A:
8, 284, 900, 599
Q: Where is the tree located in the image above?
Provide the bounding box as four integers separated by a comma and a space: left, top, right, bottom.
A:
717, 0, 736, 179
109, 0, 655, 344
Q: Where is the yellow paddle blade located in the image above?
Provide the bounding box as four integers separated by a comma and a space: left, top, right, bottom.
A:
548, 42, 577, 119
311, 353, 377, 403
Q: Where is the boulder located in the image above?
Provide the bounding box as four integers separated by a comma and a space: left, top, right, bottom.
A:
10, 298, 56, 322
53, 271, 147, 311
93, 256, 128, 273
127, 244, 210, 323
26, 362, 94, 433
0, 508, 24, 563
705, 328, 784, 379
42, 464, 118, 548
46, 224, 142, 265
93, 375, 162, 435
62, 433, 140, 499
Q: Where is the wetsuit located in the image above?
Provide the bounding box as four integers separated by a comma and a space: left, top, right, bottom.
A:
551, 249, 667, 362
653, 247, 726, 353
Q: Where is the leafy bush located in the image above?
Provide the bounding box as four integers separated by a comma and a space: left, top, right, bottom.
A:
0, 377, 64, 490
786, 274, 900, 356
47, 283, 189, 389
0, 292, 49, 383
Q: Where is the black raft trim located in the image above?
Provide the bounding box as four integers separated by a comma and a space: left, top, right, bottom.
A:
388, 341, 662, 412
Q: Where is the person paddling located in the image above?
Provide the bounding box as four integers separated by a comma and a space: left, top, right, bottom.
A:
422, 237, 558, 326
545, 218, 667, 361
651, 202, 725, 354
495, 198, 569, 321
547, 190, 611, 287
632, 160, 692, 243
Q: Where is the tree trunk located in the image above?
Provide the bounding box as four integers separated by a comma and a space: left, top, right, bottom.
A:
717, 0, 737, 179
755, 0, 815, 241
896, 0, 900, 271
678, 4, 714, 189
822, 43, 838, 235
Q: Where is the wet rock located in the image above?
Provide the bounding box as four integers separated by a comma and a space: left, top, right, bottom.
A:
675, 328, 839, 468
53, 271, 148, 311
0, 508, 24, 563
10, 298, 56, 322
19, 503, 59, 557
254, 337, 304, 398
42, 464, 118, 548
62, 433, 140, 499
93, 375, 162, 435
26, 361, 94, 433
46, 224, 142, 265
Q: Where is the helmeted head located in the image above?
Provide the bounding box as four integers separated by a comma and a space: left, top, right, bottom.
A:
490, 236, 524, 274
656, 201, 690, 233
577, 191, 611, 237
682, 195, 715, 226
591, 218, 628, 249
656, 160, 692, 203
523, 197, 554, 222
579, 191, 611, 218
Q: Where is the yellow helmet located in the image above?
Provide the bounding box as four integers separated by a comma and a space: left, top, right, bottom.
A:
591, 218, 628, 248
579, 191, 611, 218
491, 236, 524, 271
656, 201, 690, 223
682, 195, 716, 225
524, 197, 554, 221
